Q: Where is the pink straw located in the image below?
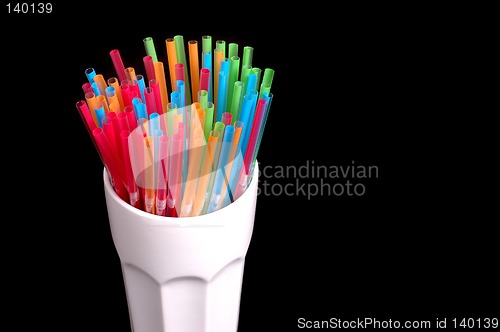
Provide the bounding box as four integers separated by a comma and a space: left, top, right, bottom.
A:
200, 68, 210, 93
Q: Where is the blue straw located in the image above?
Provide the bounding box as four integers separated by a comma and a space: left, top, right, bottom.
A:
136, 103, 148, 121
238, 92, 258, 156
149, 112, 160, 135
175, 80, 185, 108
207, 125, 235, 213
132, 97, 142, 120
245, 73, 257, 96
95, 104, 106, 128
91, 82, 100, 96
136, 75, 147, 102
85, 67, 96, 84
216, 71, 228, 123
171, 91, 181, 110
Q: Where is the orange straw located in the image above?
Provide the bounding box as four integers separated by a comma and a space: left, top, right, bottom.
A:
165, 38, 177, 91
154, 61, 169, 113
188, 40, 200, 102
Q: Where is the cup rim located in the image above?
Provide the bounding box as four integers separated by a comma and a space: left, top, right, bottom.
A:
103, 161, 259, 224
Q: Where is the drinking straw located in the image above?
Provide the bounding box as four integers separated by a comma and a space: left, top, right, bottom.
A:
231, 99, 267, 201
93, 74, 108, 96
134, 100, 148, 121
258, 82, 271, 99
92, 127, 128, 202
228, 43, 238, 58
135, 74, 147, 102
245, 73, 257, 96
174, 63, 185, 84
207, 124, 235, 213
144, 87, 157, 117
85, 67, 96, 83
202, 51, 212, 102
262, 68, 275, 90
200, 68, 210, 93
129, 82, 141, 102
165, 38, 177, 90
106, 86, 120, 112
153, 61, 169, 113
143, 37, 158, 63
253, 92, 273, 166
215, 40, 225, 57
120, 130, 141, 209
240, 64, 252, 89
94, 102, 106, 128
242, 46, 253, 67
143, 55, 156, 82
91, 82, 100, 96
117, 110, 130, 133
203, 100, 214, 142
238, 92, 257, 156
222, 111, 232, 126
218, 120, 243, 209
120, 81, 131, 107
143, 135, 156, 214
76, 100, 97, 134
102, 112, 119, 154
170, 91, 181, 112
201, 121, 225, 214
202, 35, 212, 102
179, 127, 205, 217
168, 131, 183, 217
82, 82, 93, 95
85, 92, 98, 126
214, 49, 224, 108
175, 80, 185, 108
197, 89, 207, 110
251, 67, 261, 94
109, 49, 127, 82
155, 134, 169, 216
229, 81, 244, 121
107, 77, 124, 110
124, 105, 137, 131
227, 56, 240, 117
174, 35, 191, 105
149, 79, 163, 116
191, 129, 220, 216
216, 70, 228, 123
188, 40, 200, 102
96, 95, 110, 114
125, 67, 137, 83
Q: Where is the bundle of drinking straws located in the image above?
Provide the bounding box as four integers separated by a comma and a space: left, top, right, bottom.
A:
75, 35, 274, 217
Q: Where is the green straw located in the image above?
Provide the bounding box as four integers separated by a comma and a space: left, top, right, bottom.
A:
262, 68, 275, 90
230, 81, 244, 122
202, 35, 212, 55
240, 64, 252, 88
215, 40, 226, 58
143, 37, 158, 62
227, 56, 240, 117
251, 67, 262, 95
166, 102, 177, 138
202, 121, 225, 214
258, 82, 271, 99
228, 43, 238, 58
199, 90, 208, 113
174, 35, 192, 105
242, 46, 253, 67
203, 99, 214, 142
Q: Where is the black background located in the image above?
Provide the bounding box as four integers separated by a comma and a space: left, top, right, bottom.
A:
2, 2, 497, 330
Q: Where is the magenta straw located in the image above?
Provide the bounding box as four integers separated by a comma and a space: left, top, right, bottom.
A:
143, 55, 156, 82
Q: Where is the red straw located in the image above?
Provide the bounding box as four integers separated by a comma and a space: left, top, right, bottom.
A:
143, 55, 156, 82
200, 68, 210, 93
93, 127, 128, 202
144, 87, 157, 117
110, 49, 127, 83
222, 112, 232, 126
82, 82, 93, 95
174, 63, 185, 83
149, 79, 163, 116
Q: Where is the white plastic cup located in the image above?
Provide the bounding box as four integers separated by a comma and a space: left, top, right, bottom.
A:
102, 163, 259, 332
